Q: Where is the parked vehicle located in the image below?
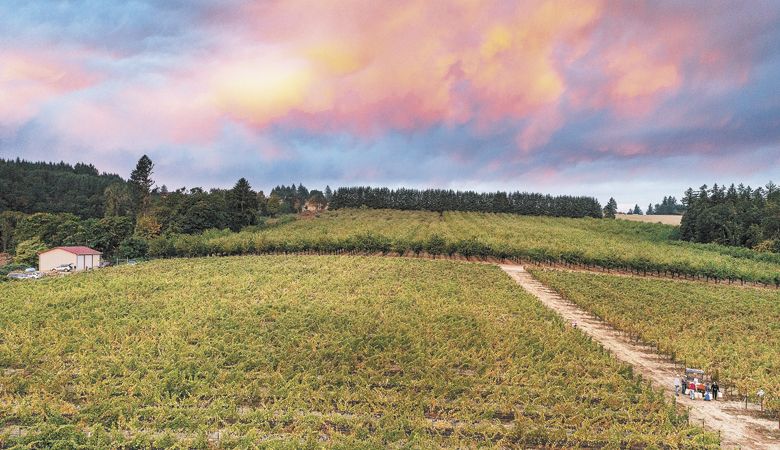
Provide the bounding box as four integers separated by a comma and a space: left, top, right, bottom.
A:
54, 263, 75, 272
24, 267, 37, 273
98, 261, 112, 268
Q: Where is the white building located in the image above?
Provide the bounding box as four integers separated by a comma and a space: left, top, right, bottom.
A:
39, 246, 102, 272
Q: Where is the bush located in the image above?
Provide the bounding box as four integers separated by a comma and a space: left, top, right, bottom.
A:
148, 236, 175, 258
14, 237, 47, 266
117, 236, 149, 259
424, 234, 447, 255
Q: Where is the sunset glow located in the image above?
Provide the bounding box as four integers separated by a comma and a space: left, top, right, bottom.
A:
1, 0, 778, 204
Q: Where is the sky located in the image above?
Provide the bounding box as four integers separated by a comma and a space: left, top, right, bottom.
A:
1, 0, 779, 211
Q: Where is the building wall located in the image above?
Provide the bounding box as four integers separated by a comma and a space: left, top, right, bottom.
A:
76, 254, 101, 270
39, 250, 101, 271
39, 249, 77, 271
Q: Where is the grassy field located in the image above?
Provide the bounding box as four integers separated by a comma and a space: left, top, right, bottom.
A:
0, 256, 715, 448
529, 269, 780, 413
156, 209, 780, 284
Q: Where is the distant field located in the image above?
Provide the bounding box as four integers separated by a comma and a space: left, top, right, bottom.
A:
616, 213, 682, 226
530, 268, 780, 413
162, 209, 780, 284
0, 256, 715, 447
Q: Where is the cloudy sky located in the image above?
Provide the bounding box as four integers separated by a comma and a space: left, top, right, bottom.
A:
1, 0, 779, 210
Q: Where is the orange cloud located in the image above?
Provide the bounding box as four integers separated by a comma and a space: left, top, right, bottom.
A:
608, 46, 681, 99
203, 0, 605, 136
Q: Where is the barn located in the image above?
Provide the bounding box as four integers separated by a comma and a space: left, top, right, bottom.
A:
39, 246, 102, 272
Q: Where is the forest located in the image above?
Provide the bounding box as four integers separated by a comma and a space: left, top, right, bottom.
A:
680, 183, 780, 252
329, 186, 603, 218
0, 157, 327, 267
0, 158, 123, 217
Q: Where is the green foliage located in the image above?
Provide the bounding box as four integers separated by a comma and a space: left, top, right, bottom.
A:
227, 177, 259, 231
648, 195, 685, 215
154, 209, 780, 285
0, 256, 716, 447
306, 190, 327, 211
0, 262, 28, 276
329, 187, 603, 218
129, 155, 155, 213
681, 182, 780, 251
0, 158, 123, 218
530, 269, 780, 414
0, 210, 25, 253
117, 236, 149, 259
603, 197, 617, 219
14, 237, 47, 265
103, 182, 135, 217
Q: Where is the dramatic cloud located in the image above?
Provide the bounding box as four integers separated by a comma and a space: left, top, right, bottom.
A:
1, 0, 778, 206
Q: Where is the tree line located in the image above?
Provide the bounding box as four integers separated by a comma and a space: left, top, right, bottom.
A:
0, 156, 330, 268
647, 196, 685, 215
0, 158, 123, 217
680, 183, 780, 252
329, 187, 603, 218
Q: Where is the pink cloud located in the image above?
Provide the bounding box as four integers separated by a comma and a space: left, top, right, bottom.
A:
0, 49, 101, 125
3, 0, 774, 162
199, 0, 605, 136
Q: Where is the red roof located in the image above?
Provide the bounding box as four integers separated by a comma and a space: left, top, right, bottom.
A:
43, 246, 102, 255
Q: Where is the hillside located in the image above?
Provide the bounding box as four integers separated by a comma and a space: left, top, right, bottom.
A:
0, 159, 124, 218
151, 209, 780, 285
529, 269, 780, 415
0, 256, 715, 447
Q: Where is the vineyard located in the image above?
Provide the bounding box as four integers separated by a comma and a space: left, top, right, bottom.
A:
0, 256, 716, 447
146, 209, 780, 285
529, 268, 780, 415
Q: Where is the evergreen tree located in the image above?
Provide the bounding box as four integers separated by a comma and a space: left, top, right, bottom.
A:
646, 204, 654, 215
307, 190, 327, 211
681, 181, 780, 251
603, 198, 618, 219
228, 178, 258, 231
129, 155, 155, 214
324, 186, 333, 203
329, 187, 603, 219
632, 204, 643, 215
104, 183, 135, 217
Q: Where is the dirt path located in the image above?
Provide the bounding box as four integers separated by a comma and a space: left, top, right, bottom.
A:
499, 264, 780, 450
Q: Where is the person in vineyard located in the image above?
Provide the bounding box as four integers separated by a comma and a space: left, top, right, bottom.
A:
674, 377, 680, 396
681, 376, 687, 395
711, 382, 719, 400
689, 380, 696, 400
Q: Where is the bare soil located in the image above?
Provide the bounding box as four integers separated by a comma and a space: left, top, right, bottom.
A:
616, 213, 682, 226
500, 264, 780, 450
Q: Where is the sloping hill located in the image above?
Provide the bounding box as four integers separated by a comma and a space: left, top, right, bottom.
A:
0, 256, 716, 448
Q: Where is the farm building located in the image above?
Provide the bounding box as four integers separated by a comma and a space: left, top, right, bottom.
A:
39, 246, 102, 272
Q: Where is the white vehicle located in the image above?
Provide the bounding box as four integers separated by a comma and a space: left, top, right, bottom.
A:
53, 263, 75, 273
24, 267, 37, 273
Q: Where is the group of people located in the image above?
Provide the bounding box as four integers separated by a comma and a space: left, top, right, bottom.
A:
674, 377, 719, 401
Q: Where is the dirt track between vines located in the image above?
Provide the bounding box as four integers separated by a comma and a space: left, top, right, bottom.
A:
500, 264, 780, 450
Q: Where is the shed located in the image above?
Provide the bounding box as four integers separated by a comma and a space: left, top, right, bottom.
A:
39, 246, 102, 272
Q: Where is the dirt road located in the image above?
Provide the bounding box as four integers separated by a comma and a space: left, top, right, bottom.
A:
500, 264, 780, 450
